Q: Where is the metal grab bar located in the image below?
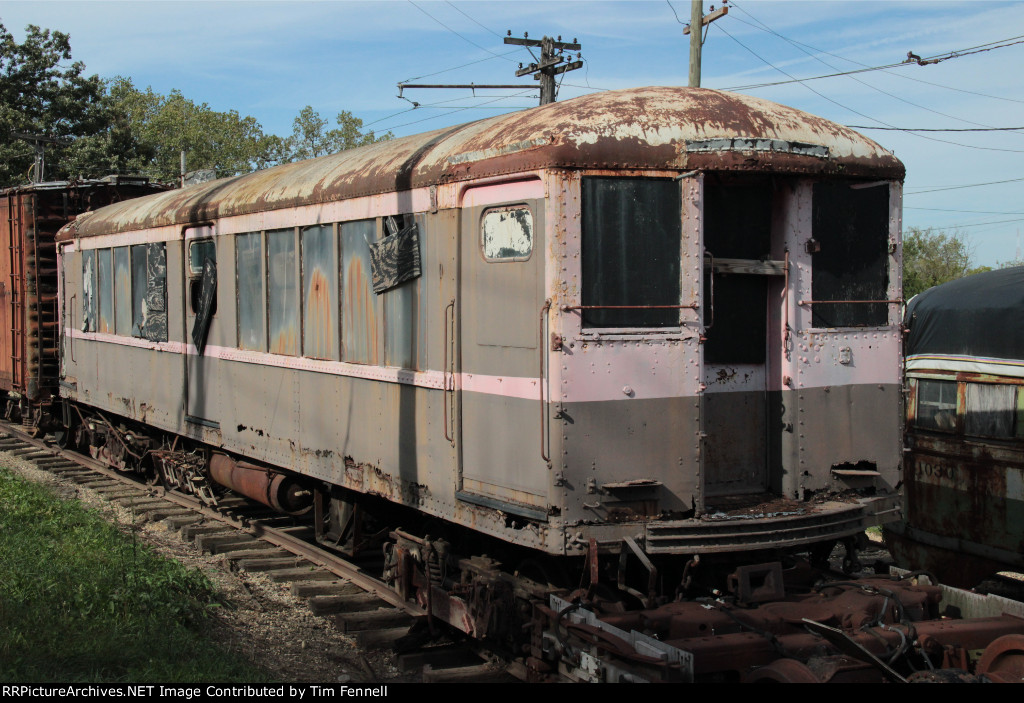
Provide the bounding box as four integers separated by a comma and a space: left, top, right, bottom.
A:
443, 299, 455, 445
69, 293, 76, 363
539, 298, 551, 463
560, 303, 699, 311
798, 299, 902, 305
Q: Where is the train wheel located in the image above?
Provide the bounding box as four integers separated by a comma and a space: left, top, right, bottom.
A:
977, 634, 1024, 682
743, 659, 820, 683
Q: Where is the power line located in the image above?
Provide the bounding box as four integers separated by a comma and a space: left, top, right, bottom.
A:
407, 0, 514, 62
714, 23, 1024, 155
724, 33, 1024, 92
727, 2, 1024, 105
400, 49, 521, 84
374, 89, 537, 131
727, 3, 1023, 136
905, 176, 1024, 195
906, 207, 1024, 216
445, 1, 503, 38
849, 125, 1024, 132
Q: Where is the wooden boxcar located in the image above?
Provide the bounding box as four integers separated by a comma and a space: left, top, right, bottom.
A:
0, 176, 164, 428
55, 87, 905, 574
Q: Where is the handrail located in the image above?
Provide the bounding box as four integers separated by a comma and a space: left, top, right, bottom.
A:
798, 299, 902, 305
443, 299, 455, 444
69, 293, 76, 363
539, 298, 551, 463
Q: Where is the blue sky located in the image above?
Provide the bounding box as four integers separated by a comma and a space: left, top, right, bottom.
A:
4, 0, 1024, 267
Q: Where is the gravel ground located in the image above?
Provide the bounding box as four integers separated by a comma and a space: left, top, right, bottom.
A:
1, 449, 407, 684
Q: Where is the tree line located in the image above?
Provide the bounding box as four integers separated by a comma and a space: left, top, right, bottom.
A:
0, 23, 390, 187
1, 23, 1013, 296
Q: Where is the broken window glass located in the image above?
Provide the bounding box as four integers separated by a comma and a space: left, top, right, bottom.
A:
581, 177, 681, 328
914, 379, 957, 432
369, 218, 421, 294
811, 182, 889, 327
113, 247, 131, 335
236, 233, 265, 352
191, 258, 217, 355
82, 250, 96, 333
130, 245, 147, 337
482, 206, 533, 260
302, 224, 338, 360
97, 249, 113, 334
268, 228, 299, 356
188, 238, 216, 276
143, 242, 167, 342
965, 382, 1016, 438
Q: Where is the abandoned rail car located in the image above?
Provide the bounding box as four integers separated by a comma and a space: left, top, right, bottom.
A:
888, 267, 1024, 588
0, 176, 164, 428
55, 86, 905, 605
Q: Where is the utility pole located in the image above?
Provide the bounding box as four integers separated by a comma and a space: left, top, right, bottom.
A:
683, 0, 728, 87
505, 34, 582, 105
11, 132, 58, 183
397, 33, 582, 107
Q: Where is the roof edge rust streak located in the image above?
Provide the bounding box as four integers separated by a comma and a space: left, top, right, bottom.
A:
58, 86, 905, 239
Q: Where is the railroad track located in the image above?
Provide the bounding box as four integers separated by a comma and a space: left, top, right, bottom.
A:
0, 421, 518, 684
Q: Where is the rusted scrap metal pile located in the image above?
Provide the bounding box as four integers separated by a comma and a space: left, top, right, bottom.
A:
529, 563, 1024, 683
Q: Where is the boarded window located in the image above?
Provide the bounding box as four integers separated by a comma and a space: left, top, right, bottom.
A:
302, 225, 338, 360
113, 247, 131, 335
482, 206, 532, 260
811, 182, 889, 327
268, 228, 299, 356
82, 250, 97, 332
97, 249, 113, 334
130, 245, 147, 337
914, 379, 957, 432
236, 233, 265, 351
581, 177, 681, 328
341, 220, 378, 364
965, 383, 1016, 438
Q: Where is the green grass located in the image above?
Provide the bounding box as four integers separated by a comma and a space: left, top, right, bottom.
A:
0, 465, 272, 682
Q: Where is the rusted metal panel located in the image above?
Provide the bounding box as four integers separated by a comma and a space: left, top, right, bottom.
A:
341, 219, 380, 365
301, 224, 338, 360
57, 88, 904, 241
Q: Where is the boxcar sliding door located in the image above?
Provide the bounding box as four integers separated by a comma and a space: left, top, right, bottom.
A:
457, 182, 549, 515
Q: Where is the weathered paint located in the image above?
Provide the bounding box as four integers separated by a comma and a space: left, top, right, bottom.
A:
57, 88, 906, 558
57, 88, 903, 241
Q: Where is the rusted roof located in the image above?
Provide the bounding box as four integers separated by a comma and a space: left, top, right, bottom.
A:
58, 86, 904, 239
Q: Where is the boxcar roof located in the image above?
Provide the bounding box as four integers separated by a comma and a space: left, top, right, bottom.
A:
906, 266, 1024, 362
58, 86, 903, 239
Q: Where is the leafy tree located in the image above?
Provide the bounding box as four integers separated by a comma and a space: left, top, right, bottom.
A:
283, 106, 391, 162
0, 22, 391, 188
106, 78, 284, 182
902, 226, 990, 298
0, 23, 118, 186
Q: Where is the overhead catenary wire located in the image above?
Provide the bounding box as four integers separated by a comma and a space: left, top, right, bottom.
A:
713, 23, 1024, 154
905, 176, 1024, 194
727, 2, 1024, 105
408, 0, 516, 63
726, 3, 1024, 136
